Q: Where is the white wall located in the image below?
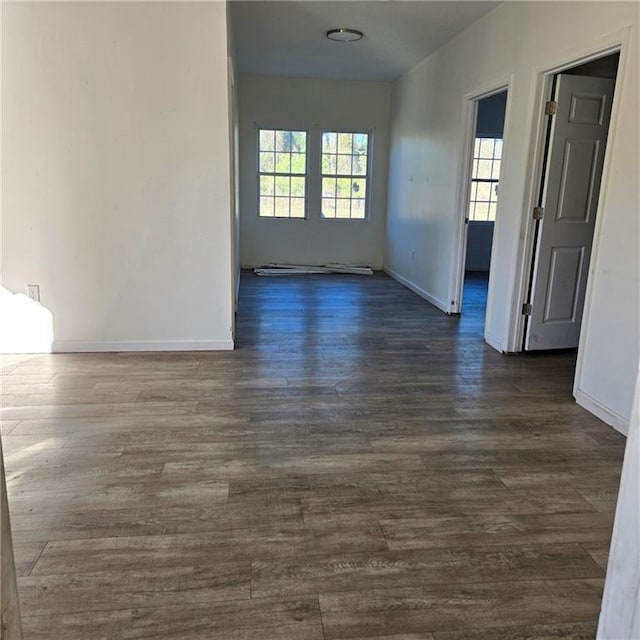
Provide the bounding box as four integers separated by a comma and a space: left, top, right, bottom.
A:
597, 365, 640, 638
239, 74, 391, 268
227, 11, 241, 324
385, 2, 639, 430
1, 440, 22, 639
2, 1, 234, 352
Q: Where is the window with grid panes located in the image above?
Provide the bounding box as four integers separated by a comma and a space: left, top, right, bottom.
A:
469, 137, 502, 221
321, 132, 369, 220
258, 129, 307, 218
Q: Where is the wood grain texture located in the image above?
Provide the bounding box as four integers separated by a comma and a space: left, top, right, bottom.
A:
2, 272, 626, 639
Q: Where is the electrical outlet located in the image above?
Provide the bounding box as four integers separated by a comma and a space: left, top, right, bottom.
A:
27, 284, 40, 302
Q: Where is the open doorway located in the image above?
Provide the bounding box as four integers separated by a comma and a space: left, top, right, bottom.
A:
522, 52, 619, 351
460, 90, 508, 328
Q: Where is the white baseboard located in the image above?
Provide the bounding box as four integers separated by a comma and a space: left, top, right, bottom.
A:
484, 330, 504, 353
575, 389, 630, 436
52, 339, 234, 353
383, 267, 449, 313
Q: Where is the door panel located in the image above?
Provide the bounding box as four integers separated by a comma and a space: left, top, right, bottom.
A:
543, 246, 584, 322
556, 139, 600, 222
525, 74, 614, 350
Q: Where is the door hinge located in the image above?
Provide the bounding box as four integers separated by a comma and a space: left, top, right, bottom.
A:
533, 206, 544, 221
522, 303, 532, 316
545, 100, 558, 116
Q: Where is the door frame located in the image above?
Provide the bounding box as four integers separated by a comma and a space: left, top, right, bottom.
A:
450, 77, 513, 319
509, 27, 630, 425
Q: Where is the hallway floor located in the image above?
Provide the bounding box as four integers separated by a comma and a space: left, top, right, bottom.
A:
1, 271, 626, 639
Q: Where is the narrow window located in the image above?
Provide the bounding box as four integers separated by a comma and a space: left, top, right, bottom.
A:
469, 137, 502, 221
258, 129, 307, 218
321, 131, 369, 220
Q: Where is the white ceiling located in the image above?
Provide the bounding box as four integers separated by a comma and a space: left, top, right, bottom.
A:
229, 1, 500, 82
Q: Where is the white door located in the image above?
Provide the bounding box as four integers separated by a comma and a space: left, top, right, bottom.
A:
525, 74, 615, 350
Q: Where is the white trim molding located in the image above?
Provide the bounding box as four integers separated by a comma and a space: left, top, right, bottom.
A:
575, 388, 630, 436
484, 330, 505, 353
52, 340, 235, 353
384, 267, 450, 314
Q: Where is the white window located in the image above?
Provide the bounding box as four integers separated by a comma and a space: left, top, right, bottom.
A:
321, 132, 369, 220
469, 137, 502, 221
258, 129, 307, 218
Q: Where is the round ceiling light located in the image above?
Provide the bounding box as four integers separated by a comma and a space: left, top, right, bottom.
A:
326, 28, 364, 42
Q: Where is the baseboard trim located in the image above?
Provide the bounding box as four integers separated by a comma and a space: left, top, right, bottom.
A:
575, 389, 629, 436
383, 267, 449, 313
52, 339, 234, 353
484, 330, 504, 353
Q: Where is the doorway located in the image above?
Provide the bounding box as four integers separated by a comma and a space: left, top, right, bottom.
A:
522, 52, 619, 351
460, 90, 508, 328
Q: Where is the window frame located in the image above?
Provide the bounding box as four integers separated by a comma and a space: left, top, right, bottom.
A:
319, 129, 372, 222
256, 127, 309, 221
468, 136, 502, 222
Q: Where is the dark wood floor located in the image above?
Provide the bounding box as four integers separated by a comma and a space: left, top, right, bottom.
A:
1, 271, 626, 639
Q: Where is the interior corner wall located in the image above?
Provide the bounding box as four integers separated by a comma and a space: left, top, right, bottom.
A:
238, 74, 392, 268
385, 1, 639, 429
2, 1, 234, 352
597, 364, 640, 638
227, 7, 241, 321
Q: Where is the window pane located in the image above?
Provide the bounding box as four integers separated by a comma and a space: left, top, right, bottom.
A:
494, 139, 503, 160
322, 132, 337, 154
352, 178, 366, 199
351, 199, 366, 219
353, 133, 368, 155
322, 198, 336, 218
274, 196, 290, 217
488, 202, 498, 221
474, 138, 481, 157
475, 182, 492, 201
336, 199, 351, 218
259, 130, 275, 152
337, 155, 352, 175
474, 202, 490, 220
291, 131, 306, 153
275, 130, 291, 152
260, 176, 274, 196
275, 152, 290, 173
337, 133, 353, 155
322, 178, 336, 197
479, 138, 494, 158
476, 159, 493, 179
290, 177, 305, 198
471, 159, 480, 180
291, 153, 306, 174
352, 153, 367, 176
337, 178, 351, 198
275, 176, 290, 196
259, 152, 275, 173
290, 198, 305, 218
491, 160, 501, 180
260, 196, 274, 217
322, 154, 337, 175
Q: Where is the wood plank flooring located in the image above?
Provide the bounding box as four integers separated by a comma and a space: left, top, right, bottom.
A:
1, 271, 626, 639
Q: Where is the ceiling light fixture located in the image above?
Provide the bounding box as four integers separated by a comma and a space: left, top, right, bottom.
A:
326, 28, 364, 42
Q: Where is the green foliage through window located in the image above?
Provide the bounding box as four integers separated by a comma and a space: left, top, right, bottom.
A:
321, 131, 369, 219
258, 129, 307, 218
